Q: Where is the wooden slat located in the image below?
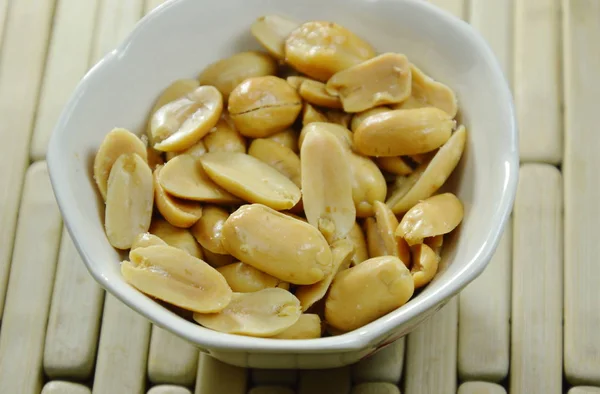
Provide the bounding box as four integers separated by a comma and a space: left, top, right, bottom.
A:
569, 388, 600, 394
514, 0, 562, 163
148, 385, 192, 394
351, 338, 405, 384
29, 0, 98, 161
0, 162, 63, 394
510, 164, 563, 394
403, 297, 458, 394
42, 381, 92, 394
194, 353, 248, 394
251, 369, 298, 387
458, 220, 511, 381
43, 229, 105, 380
92, 295, 151, 394
351, 382, 401, 394
298, 367, 351, 394
469, 0, 513, 80
148, 325, 199, 386
426, 0, 466, 18
249, 387, 295, 394
0, 0, 57, 318
563, 0, 600, 385
458, 381, 507, 394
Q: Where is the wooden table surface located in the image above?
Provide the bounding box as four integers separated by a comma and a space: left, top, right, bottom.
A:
0, 0, 597, 393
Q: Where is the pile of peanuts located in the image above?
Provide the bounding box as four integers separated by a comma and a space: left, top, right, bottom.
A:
92, 15, 466, 339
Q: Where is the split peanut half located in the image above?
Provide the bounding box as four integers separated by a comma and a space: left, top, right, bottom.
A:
250, 15, 300, 60
411, 243, 440, 288
373, 201, 411, 267
302, 103, 328, 126
217, 262, 289, 293
271, 313, 322, 339
248, 138, 302, 187
345, 222, 369, 266
203, 115, 247, 154
350, 106, 390, 132
131, 233, 167, 250
149, 218, 203, 259
264, 128, 299, 153
153, 165, 203, 228
190, 205, 229, 254
201, 247, 234, 268
298, 79, 342, 109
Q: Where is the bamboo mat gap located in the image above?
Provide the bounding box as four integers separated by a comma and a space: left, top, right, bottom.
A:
0, 0, 596, 393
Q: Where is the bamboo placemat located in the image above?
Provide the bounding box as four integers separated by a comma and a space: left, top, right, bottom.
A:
0, 0, 597, 393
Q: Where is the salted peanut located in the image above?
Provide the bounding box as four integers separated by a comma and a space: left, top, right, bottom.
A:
104, 153, 153, 249
284, 21, 376, 81
251, 15, 300, 60
144, 144, 165, 170
325, 256, 414, 332
200, 152, 301, 210
153, 165, 203, 228
299, 79, 342, 109
158, 154, 240, 204
286, 75, 308, 90
364, 217, 386, 258
190, 205, 228, 254
193, 288, 301, 337
149, 218, 203, 259
425, 235, 444, 256
296, 239, 355, 311
301, 125, 356, 243
203, 116, 246, 153
327, 53, 411, 113
94, 128, 148, 200
201, 247, 234, 268
131, 233, 167, 250
124, 245, 232, 313
298, 121, 353, 149
217, 262, 289, 293
302, 103, 328, 126
386, 125, 466, 213
164, 139, 207, 162
411, 243, 440, 288
248, 138, 302, 187
375, 156, 413, 176
350, 107, 390, 132
198, 51, 277, 99
374, 201, 411, 267
393, 64, 458, 118
354, 107, 454, 157
396, 193, 464, 246
228, 76, 302, 138
145, 79, 200, 144
349, 153, 388, 217
271, 313, 322, 339
265, 128, 299, 153
325, 109, 352, 128
222, 204, 332, 285
346, 222, 368, 266
282, 211, 307, 222
151, 85, 223, 152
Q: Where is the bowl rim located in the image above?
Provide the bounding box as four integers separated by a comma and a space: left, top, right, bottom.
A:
46, 0, 519, 353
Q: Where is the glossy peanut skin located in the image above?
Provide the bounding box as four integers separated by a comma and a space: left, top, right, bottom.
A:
411, 243, 440, 288
190, 205, 229, 254
299, 79, 342, 109
248, 138, 302, 187
153, 165, 203, 228
251, 15, 300, 60
271, 313, 322, 339
221, 204, 333, 285
149, 218, 203, 259
217, 262, 289, 293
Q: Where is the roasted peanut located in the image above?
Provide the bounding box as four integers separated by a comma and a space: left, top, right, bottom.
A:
325, 109, 352, 128
350, 107, 390, 132
374, 201, 410, 266
221, 204, 332, 285
131, 233, 167, 250
248, 138, 302, 187
198, 51, 278, 99
271, 313, 322, 339
151, 86, 223, 152
298, 121, 353, 149
393, 63, 458, 117
201, 247, 234, 268
203, 115, 246, 153
346, 222, 369, 266
301, 125, 356, 242
354, 107, 454, 157
146, 79, 200, 144
326, 53, 411, 113
364, 217, 386, 258
157, 154, 240, 204
410, 243, 440, 288
425, 235, 444, 256
295, 239, 354, 311
164, 139, 207, 161
264, 128, 299, 153
193, 288, 301, 337
299, 79, 342, 109
286, 75, 308, 90
325, 256, 414, 332
217, 262, 289, 293
190, 205, 229, 254
153, 165, 203, 228
94, 128, 148, 200
386, 125, 466, 213
149, 218, 203, 259
104, 153, 153, 249
251, 15, 300, 60
123, 245, 232, 313
284, 21, 375, 81
375, 157, 413, 176
228, 76, 302, 138
396, 193, 464, 245
302, 103, 328, 126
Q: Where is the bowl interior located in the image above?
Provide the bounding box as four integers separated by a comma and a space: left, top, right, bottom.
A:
47, 0, 517, 352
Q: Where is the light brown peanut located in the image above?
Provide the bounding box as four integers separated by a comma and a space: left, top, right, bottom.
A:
217, 262, 289, 293
325, 109, 352, 128
164, 139, 207, 161
264, 128, 299, 153
411, 243, 440, 288
364, 217, 386, 258
271, 313, 322, 339
346, 222, 369, 266
201, 247, 234, 268
250, 15, 300, 60
248, 138, 302, 187
299, 79, 342, 109
131, 233, 167, 250
350, 107, 390, 132
153, 165, 203, 228
302, 103, 328, 126
375, 156, 413, 176
203, 114, 246, 153
149, 218, 203, 259
374, 201, 410, 267
190, 205, 229, 254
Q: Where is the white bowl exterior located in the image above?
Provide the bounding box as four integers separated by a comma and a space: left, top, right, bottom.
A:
47, 0, 518, 368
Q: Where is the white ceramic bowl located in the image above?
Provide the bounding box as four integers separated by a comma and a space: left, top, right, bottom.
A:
47, 0, 518, 369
